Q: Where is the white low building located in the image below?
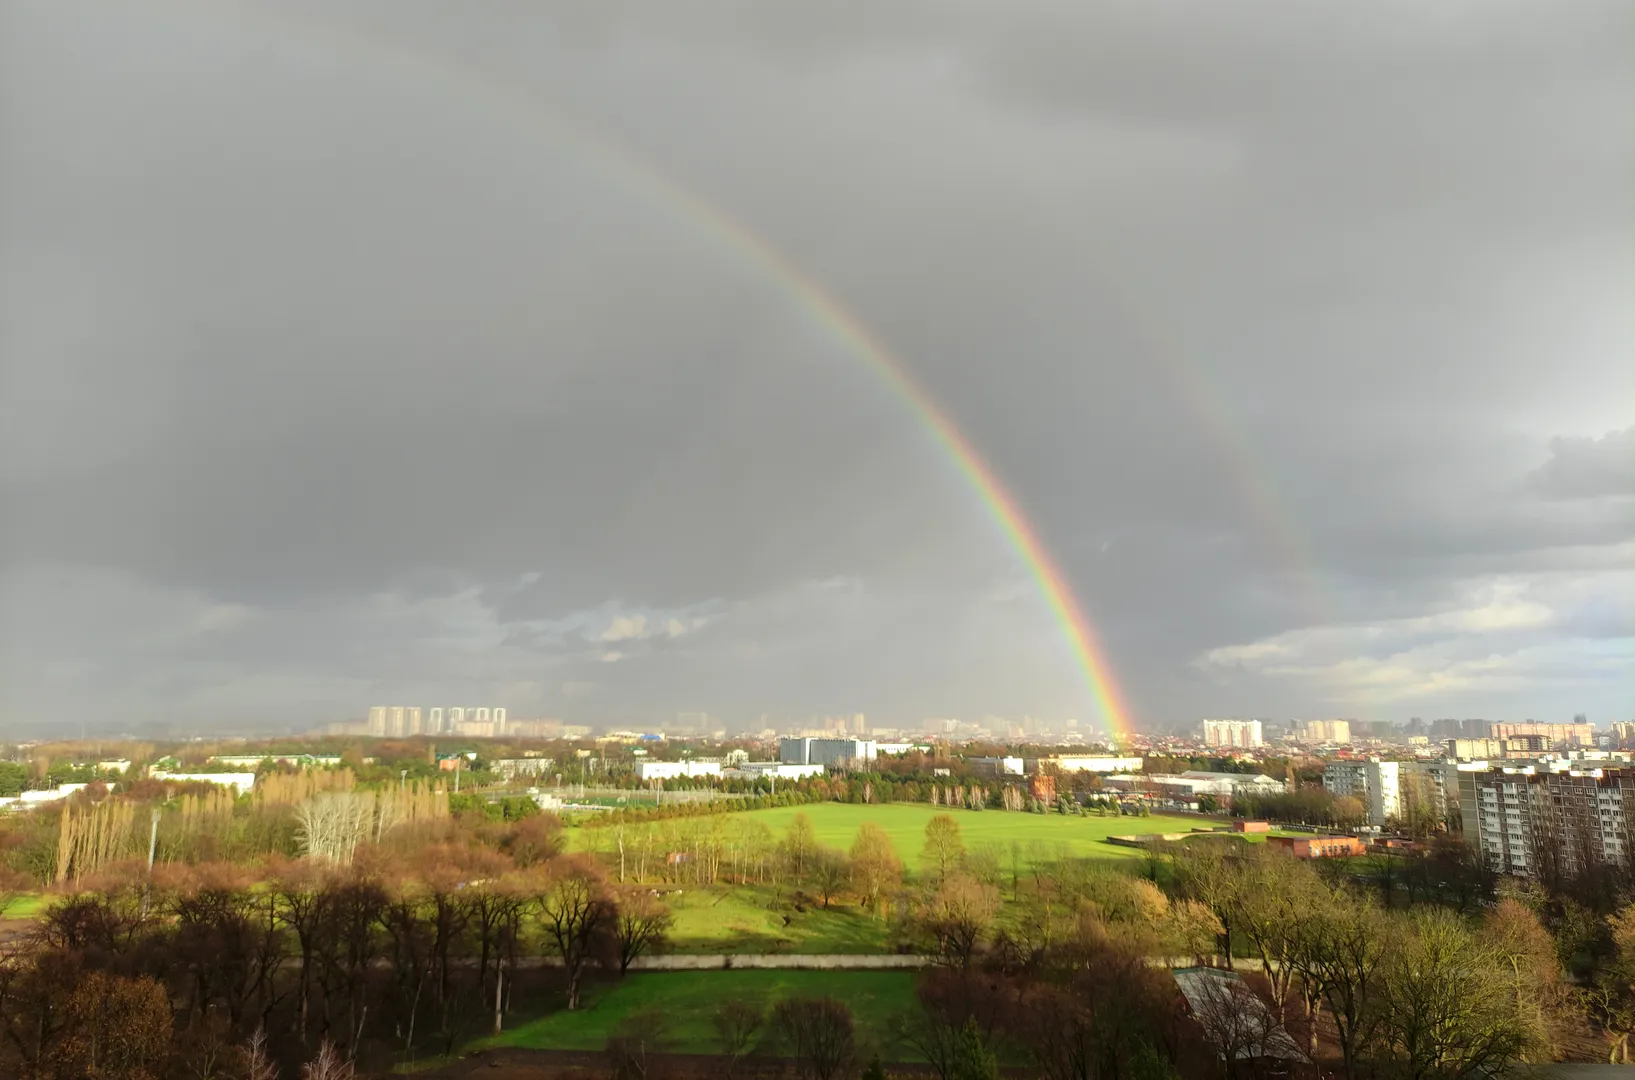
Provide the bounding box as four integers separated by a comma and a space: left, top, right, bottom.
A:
734, 762, 827, 780
1105, 771, 1284, 801
633, 760, 722, 782
150, 771, 258, 792
0, 783, 90, 811
1030, 755, 1144, 774
209, 753, 343, 769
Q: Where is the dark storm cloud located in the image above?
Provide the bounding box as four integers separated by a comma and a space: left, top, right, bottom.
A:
1, 0, 1630, 729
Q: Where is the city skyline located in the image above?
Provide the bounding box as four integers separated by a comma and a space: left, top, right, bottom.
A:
1, 2, 1630, 732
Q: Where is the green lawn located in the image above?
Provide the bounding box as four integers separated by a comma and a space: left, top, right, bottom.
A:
485, 969, 916, 1054
620, 801, 1209, 870
664, 885, 894, 954
1, 893, 47, 920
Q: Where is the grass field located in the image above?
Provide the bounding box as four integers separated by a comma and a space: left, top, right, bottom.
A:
573, 801, 1210, 873
2, 893, 46, 919
663, 885, 895, 953
485, 970, 916, 1054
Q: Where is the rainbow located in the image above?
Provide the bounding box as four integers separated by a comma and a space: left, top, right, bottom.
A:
176, 1, 1137, 736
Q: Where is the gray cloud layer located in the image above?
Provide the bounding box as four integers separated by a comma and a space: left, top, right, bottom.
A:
1, 0, 1630, 731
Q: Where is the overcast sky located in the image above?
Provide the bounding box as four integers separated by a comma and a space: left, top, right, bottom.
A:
2, 0, 1630, 734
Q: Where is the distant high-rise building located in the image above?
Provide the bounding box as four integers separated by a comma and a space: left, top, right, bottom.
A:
1298, 719, 1351, 744
385, 706, 407, 737
428, 708, 445, 735
1489, 722, 1594, 747
367, 706, 388, 736
1448, 737, 1509, 759
405, 707, 423, 736
1201, 718, 1263, 749
851, 713, 867, 735
494, 707, 507, 735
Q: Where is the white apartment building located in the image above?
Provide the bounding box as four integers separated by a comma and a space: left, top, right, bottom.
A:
1202, 718, 1264, 749
1323, 759, 1400, 824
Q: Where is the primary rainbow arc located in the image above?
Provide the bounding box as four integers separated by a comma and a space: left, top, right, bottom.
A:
198, 0, 1137, 737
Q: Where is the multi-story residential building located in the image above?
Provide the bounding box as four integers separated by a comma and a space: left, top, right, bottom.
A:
368, 705, 508, 739
1298, 719, 1351, 744
1323, 759, 1400, 825
1610, 722, 1635, 749
1448, 738, 1508, 759
1457, 764, 1635, 877
1488, 722, 1594, 747
1202, 719, 1264, 749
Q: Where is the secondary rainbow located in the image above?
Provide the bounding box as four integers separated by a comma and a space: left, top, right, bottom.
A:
187, 0, 1137, 735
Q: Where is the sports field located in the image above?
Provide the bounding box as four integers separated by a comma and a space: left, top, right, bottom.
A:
485, 969, 916, 1053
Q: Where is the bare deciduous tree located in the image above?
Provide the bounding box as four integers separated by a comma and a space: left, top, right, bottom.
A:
712, 998, 764, 1079
301, 1040, 354, 1080
613, 886, 673, 974
535, 857, 615, 1010
812, 849, 849, 910
774, 996, 855, 1080
921, 815, 965, 882
915, 873, 1000, 970
848, 823, 902, 917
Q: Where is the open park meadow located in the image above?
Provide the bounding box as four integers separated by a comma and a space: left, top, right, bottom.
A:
0, 769, 1593, 1077
565, 800, 1206, 954
443, 799, 1222, 1069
